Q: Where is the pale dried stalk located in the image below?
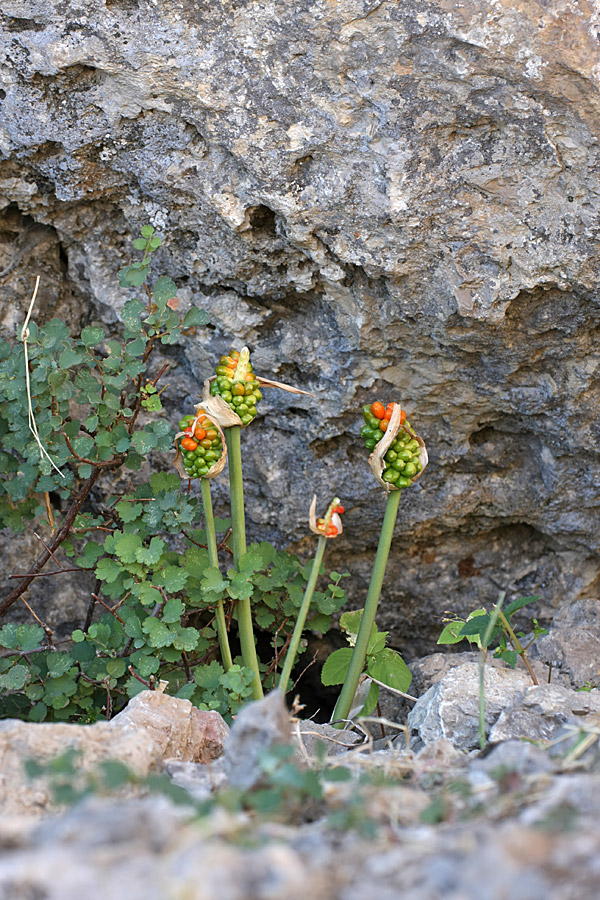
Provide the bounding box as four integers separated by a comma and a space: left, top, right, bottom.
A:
21, 276, 64, 478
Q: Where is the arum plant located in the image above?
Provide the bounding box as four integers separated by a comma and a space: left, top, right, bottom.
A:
332, 401, 428, 726
200, 347, 313, 700
278, 496, 345, 693
174, 409, 233, 671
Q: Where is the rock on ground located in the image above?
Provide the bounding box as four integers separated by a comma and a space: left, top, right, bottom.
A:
408, 662, 531, 751
0, 1, 599, 653
0, 690, 228, 815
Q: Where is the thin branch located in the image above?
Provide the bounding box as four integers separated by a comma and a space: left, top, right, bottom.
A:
63, 433, 125, 469
33, 532, 63, 568
0, 465, 103, 617
9, 568, 83, 579
92, 593, 126, 626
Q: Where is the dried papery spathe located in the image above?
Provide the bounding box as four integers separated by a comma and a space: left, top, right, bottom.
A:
368, 402, 428, 491
309, 495, 344, 539
173, 408, 227, 480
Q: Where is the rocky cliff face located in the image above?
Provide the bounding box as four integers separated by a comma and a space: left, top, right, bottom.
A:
1, 0, 599, 654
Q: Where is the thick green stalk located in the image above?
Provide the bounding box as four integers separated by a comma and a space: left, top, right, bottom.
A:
332, 488, 402, 725
200, 477, 233, 672
225, 425, 263, 699
478, 592, 505, 751
279, 535, 327, 694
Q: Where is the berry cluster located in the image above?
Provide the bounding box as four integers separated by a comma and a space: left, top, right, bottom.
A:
316, 503, 345, 538
178, 412, 223, 478
361, 401, 422, 488
210, 349, 262, 426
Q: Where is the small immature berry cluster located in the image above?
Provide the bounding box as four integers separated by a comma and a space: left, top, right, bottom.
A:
178, 412, 223, 478
316, 503, 345, 538
210, 349, 263, 426
361, 401, 422, 488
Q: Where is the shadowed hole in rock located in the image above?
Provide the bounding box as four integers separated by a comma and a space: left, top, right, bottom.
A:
246, 204, 277, 237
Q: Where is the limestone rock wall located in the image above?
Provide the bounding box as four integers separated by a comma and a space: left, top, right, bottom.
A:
1, 0, 599, 654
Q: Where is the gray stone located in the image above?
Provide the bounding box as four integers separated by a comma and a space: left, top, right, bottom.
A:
1, 0, 600, 656
489, 683, 600, 744
224, 690, 291, 791
408, 662, 530, 751
163, 758, 228, 802
531, 598, 600, 689
291, 720, 363, 759
475, 739, 554, 774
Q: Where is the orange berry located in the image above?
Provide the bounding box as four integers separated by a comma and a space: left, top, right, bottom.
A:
193, 427, 206, 441
371, 401, 385, 419
379, 419, 389, 432
181, 437, 198, 452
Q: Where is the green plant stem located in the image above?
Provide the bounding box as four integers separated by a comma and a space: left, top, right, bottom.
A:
200, 477, 233, 672
496, 609, 538, 685
332, 488, 402, 726
279, 535, 327, 694
479, 592, 505, 751
225, 425, 263, 699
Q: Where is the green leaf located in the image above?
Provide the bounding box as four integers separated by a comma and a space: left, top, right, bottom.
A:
76, 542, 104, 569
494, 648, 518, 668
80, 326, 105, 347
46, 653, 74, 678
135, 583, 162, 606
321, 648, 354, 686
227, 571, 254, 601
367, 648, 412, 693
153, 276, 178, 312
503, 595, 540, 619
437, 621, 466, 645
0, 624, 19, 650
340, 610, 363, 635
0, 664, 30, 690
160, 567, 189, 593
113, 532, 143, 564
135, 537, 165, 566
162, 598, 184, 623
29, 702, 47, 722
106, 659, 127, 678
121, 298, 146, 332
140, 225, 154, 238
71, 630, 85, 643
95, 558, 124, 583
59, 348, 83, 368
358, 680, 379, 717
16, 624, 44, 652
142, 619, 174, 649
115, 500, 143, 523
194, 659, 223, 691
132, 431, 158, 455
173, 627, 200, 652
72, 435, 94, 457
200, 567, 228, 598
459, 615, 492, 639
120, 265, 150, 287
183, 306, 210, 328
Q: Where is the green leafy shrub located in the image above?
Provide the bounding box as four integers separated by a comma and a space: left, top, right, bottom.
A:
0, 227, 347, 723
